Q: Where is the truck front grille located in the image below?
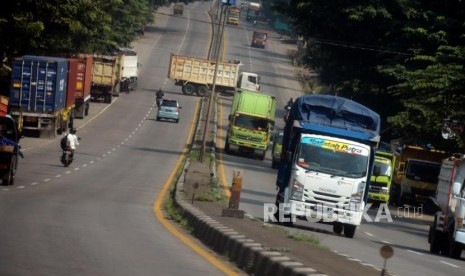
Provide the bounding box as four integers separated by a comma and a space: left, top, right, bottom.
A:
304, 191, 351, 209
235, 134, 262, 142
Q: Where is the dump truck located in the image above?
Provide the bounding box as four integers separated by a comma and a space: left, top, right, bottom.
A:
73, 54, 93, 119
252, 31, 267, 48
168, 54, 260, 96
227, 6, 241, 25
246, 2, 261, 21
173, 3, 183, 15
91, 55, 121, 103
368, 150, 396, 203
9, 56, 75, 138
393, 145, 449, 205
274, 94, 380, 238
224, 90, 276, 160
428, 155, 465, 259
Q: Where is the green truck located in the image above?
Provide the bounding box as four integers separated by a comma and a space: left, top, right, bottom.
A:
224, 90, 276, 160
368, 150, 396, 203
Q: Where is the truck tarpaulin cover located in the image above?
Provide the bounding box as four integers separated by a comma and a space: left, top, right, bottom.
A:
290, 94, 380, 134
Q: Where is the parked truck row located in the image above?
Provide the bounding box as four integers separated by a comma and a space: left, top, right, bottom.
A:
7, 50, 139, 138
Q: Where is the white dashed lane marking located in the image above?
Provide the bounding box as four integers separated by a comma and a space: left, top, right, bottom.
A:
407, 249, 423, 255
4, 105, 147, 192
440, 261, 460, 268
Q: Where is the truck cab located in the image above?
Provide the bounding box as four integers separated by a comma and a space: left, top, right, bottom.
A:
275, 95, 380, 238
173, 3, 183, 15
225, 91, 276, 160
252, 31, 267, 48
368, 150, 396, 203
237, 72, 260, 92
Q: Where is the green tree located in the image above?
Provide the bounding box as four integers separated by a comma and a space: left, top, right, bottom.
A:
278, 0, 465, 150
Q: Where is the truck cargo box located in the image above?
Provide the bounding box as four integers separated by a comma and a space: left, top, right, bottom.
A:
10, 56, 68, 114
91, 55, 120, 87
75, 54, 93, 102
66, 59, 77, 108
168, 54, 239, 89
289, 94, 380, 141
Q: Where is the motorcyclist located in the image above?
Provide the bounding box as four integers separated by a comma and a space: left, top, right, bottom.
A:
156, 88, 164, 107
65, 128, 79, 159
284, 98, 294, 122
285, 98, 294, 110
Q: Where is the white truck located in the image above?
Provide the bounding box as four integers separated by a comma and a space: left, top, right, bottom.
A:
115, 47, 139, 92
168, 53, 260, 96
429, 155, 465, 259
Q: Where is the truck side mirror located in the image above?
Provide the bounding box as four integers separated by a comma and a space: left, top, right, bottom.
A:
398, 162, 405, 173
285, 151, 292, 162
452, 181, 463, 196
373, 166, 381, 176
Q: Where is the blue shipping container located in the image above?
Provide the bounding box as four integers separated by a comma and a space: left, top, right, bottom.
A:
10, 55, 68, 114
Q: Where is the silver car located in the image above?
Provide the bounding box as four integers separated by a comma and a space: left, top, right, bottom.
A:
157, 99, 181, 123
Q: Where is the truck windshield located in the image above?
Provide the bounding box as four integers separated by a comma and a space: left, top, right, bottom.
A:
234, 114, 268, 131
297, 137, 370, 178
254, 33, 267, 39
406, 160, 441, 183
374, 160, 391, 177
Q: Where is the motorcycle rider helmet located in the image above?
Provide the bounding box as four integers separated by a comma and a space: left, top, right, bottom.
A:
70, 128, 77, 134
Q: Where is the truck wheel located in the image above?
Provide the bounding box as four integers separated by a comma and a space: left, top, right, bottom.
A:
274, 192, 293, 227
429, 226, 441, 254
449, 225, 463, 259
182, 84, 195, 95
343, 224, 356, 238
2, 156, 16, 186
196, 85, 209, 97
333, 223, 343, 235
224, 139, 230, 154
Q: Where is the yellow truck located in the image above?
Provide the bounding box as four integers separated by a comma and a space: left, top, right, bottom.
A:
168, 54, 260, 96
393, 145, 449, 205
173, 3, 183, 15
227, 6, 241, 25
91, 55, 122, 103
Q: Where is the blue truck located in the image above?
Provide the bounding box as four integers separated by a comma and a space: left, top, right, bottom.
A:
274, 94, 380, 238
9, 56, 69, 138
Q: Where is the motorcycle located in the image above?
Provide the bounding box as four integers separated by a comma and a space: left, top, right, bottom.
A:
61, 146, 73, 167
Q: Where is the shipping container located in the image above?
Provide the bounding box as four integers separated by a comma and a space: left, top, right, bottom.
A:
9, 56, 69, 138
66, 59, 77, 108
10, 56, 68, 113
74, 54, 93, 118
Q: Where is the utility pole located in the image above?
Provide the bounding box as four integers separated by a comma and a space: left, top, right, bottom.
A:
199, 0, 232, 162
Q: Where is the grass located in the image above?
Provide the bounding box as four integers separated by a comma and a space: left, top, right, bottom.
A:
163, 189, 193, 232
286, 231, 321, 247
266, 247, 290, 253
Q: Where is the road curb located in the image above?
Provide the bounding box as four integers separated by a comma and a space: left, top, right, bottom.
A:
174, 160, 327, 275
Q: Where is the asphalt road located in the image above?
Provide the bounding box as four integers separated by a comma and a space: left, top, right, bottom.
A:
0, 3, 231, 276
214, 4, 465, 276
